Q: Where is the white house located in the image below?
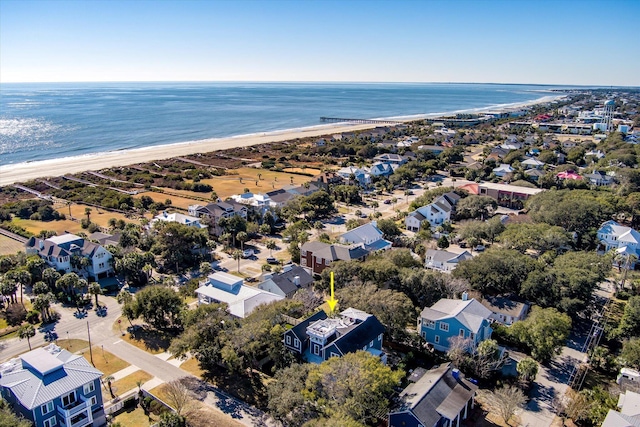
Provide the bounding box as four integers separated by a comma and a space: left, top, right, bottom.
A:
424, 249, 472, 272
25, 234, 113, 280
195, 272, 283, 318
337, 166, 371, 186
492, 164, 514, 177
597, 220, 640, 261
368, 162, 395, 177
339, 222, 392, 252
585, 171, 615, 186
151, 212, 207, 229
405, 193, 459, 231
521, 158, 545, 170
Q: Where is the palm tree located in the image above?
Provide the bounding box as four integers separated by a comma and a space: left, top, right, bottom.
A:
17, 324, 35, 351
85, 207, 92, 222
104, 375, 115, 398
236, 231, 249, 251
232, 250, 242, 273
88, 283, 103, 309
66, 201, 73, 218
33, 292, 54, 322
314, 221, 324, 236
200, 261, 212, 276
116, 289, 133, 305
266, 240, 277, 256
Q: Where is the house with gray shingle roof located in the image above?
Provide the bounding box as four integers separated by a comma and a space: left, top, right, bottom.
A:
602, 390, 640, 427
258, 265, 314, 298
406, 193, 459, 231
418, 294, 493, 352
284, 308, 385, 364
25, 233, 113, 281
424, 249, 472, 272
479, 296, 529, 325
388, 362, 477, 427
0, 344, 105, 427
300, 241, 369, 275
339, 222, 392, 252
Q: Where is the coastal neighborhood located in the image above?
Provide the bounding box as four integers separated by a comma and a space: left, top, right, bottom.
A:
1, 89, 640, 427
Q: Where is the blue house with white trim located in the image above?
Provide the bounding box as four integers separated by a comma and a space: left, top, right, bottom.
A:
418, 294, 493, 352
0, 344, 105, 427
284, 308, 386, 364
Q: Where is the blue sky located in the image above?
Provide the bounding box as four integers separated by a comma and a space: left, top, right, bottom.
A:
1, 0, 638, 85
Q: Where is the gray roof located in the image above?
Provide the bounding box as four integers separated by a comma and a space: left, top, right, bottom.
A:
0, 345, 102, 410
425, 249, 471, 264
480, 296, 528, 318
420, 298, 492, 334
25, 234, 106, 259
302, 241, 369, 263
269, 265, 314, 295
602, 410, 640, 427
340, 222, 384, 245
392, 363, 477, 425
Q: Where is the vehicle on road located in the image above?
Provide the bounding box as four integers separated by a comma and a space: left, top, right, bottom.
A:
266, 257, 279, 264
242, 249, 255, 258
474, 245, 485, 252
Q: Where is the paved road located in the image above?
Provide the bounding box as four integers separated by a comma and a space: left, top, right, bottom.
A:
0, 295, 276, 426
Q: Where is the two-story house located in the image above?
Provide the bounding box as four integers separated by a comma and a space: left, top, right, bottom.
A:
283, 308, 385, 364
188, 201, 248, 236
300, 241, 369, 275
388, 363, 477, 427
597, 220, 640, 262
418, 293, 493, 352
151, 211, 207, 230
258, 264, 314, 298
479, 296, 529, 326
373, 153, 408, 166
25, 234, 113, 281
0, 344, 105, 427
336, 166, 371, 187
424, 249, 472, 272
339, 222, 392, 252
405, 193, 459, 231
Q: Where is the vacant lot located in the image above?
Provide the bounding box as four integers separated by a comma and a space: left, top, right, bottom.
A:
133, 191, 198, 210
0, 234, 24, 256
13, 217, 84, 236
200, 167, 314, 199
56, 203, 138, 228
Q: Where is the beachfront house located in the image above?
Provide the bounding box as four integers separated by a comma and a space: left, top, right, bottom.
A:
151, 211, 207, 230
418, 293, 493, 352
188, 201, 248, 236
0, 344, 105, 427
283, 308, 385, 364
337, 166, 371, 187
25, 233, 113, 281
388, 363, 477, 427
195, 272, 283, 318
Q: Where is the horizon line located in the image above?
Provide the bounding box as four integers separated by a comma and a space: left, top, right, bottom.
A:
1, 79, 638, 88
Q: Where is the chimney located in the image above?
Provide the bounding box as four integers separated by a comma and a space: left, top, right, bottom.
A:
293, 276, 300, 287
461, 291, 469, 301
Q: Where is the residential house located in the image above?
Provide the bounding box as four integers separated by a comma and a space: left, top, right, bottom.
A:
602, 390, 640, 427
500, 141, 524, 151
377, 140, 399, 153
300, 241, 369, 275
556, 170, 583, 180
311, 171, 343, 191
258, 265, 314, 298
25, 233, 113, 281
0, 344, 105, 427
283, 183, 321, 197
188, 201, 248, 236
418, 293, 493, 352
479, 296, 529, 326
388, 363, 477, 427
195, 272, 283, 318
88, 231, 121, 247
585, 149, 606, 160
492, 164, 514, 178
151, 211, 207, 230
373, 153, 408, 166
418, 145, 445, 155
456, 182, 543, 210
521, 158, 545, 169
265, 189, 296, 208
524, 168, 546, 181
597, 220, 640, 260
230, 192, 274, 214
283, 308, 385, 364
405, 193, 460, 231
424, 249, 472, 272
585, 171, 615, 186
339, 222, 392, 252
336, 166, 371, 186
369, 162, 396, 177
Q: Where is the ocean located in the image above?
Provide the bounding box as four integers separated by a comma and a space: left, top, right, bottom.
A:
0, 82, 561, 167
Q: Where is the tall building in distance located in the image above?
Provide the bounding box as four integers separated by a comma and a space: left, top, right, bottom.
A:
603, 99, 615, 133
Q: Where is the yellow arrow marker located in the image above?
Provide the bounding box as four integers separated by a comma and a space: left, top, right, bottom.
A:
327, 271, 339, 313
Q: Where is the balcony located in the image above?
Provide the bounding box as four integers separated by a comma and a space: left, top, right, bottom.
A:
57, 395, 90, 418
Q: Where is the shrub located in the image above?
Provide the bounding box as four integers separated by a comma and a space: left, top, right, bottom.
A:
5, 304, 27, 326
26, 310, 40, 324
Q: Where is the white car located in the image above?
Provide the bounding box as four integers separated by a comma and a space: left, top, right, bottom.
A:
242, 249, 254, 258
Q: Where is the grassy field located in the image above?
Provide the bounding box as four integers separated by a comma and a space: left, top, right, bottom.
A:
180, 357, 205, 377
133, 191, 198, 210
0, 234, 24, 256
81, 346, 130, 376
121, 325, 173, 354
110, 405, 159, 427
57, 203, 139, 228
56, 339, 90, 353
282, 167, 322, 175
199, 167, 314, 199
112, 370, 153, 395
12, 217, 84, 235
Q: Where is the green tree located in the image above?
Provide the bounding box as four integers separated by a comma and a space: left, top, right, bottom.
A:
158, 412, 185, 427
268, 364, 314, 426
376, 218, 401, 239
17, 324, 36, 350
620, 338, 640, 370
618, 296, 640, 338
232, 250, 242, 273
437, 235, 449, 249
0, 400, 32, 427
236, 231, 249, 250
516, 357, 539, 382
498, 222, 571, 253
152, 221, 208, 272
510, 307, 571, 362
130, 286, 185, 330
88, 282, 103, 308
455, 195, 497, 220
266, 239, 277, 256
33, 292, 54, 323
199, 261, 212, 277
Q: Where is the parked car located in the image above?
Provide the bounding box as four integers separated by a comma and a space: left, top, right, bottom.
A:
242, 249, 255, 258
384, 199, 391, 204
474, 245, 485, 252
459, 242, 467, 248
266, 257, 279, 264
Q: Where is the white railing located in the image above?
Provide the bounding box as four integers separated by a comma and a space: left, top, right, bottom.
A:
57, 395, 89, 418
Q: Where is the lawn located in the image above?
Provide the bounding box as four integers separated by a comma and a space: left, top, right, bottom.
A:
121, 325, 173, 354
57, 203, 139, 228
111, 370, 153, 396
80, 346, 129, 376
0, 234, 25, 256
56, 338, 90, 353
110, 405, 159, 427
12, 217, 83, 236
180, 357, 205, 377
282, 167, 322, 175
133, 191, 197, 210
199, 167, 314, 199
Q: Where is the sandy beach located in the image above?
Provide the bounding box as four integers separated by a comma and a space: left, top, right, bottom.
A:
0, 95, 564, 187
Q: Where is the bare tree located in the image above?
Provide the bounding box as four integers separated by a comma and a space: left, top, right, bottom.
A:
441, 276, 469, 299
485, 385, 526, 426
447, 336, 473, 368
163, 378, 196, 416
561, 389, 592, 423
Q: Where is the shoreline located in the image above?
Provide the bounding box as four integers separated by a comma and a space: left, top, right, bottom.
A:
0, 94, 565, 187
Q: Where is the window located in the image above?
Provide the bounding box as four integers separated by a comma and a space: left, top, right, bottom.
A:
62, 391, 76, 407
426, 320, 435, 329
439, 322, 449, 332
459, 329, 465, 337
83, 382, 95, 394
286, 335, 291, 345
435, 335, 440, 344
378, 333, 383, 342
312, 344, 320, 355
470, 333, 475, 340
90, 396, 97, 406
294, 338, 300, 349
41, 401, 54, 415
44, 416, 57, 427
369, 340, 374, 347
330, 352, 339, 358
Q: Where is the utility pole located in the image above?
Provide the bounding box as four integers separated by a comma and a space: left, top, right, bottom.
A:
87, 321, 94, 366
